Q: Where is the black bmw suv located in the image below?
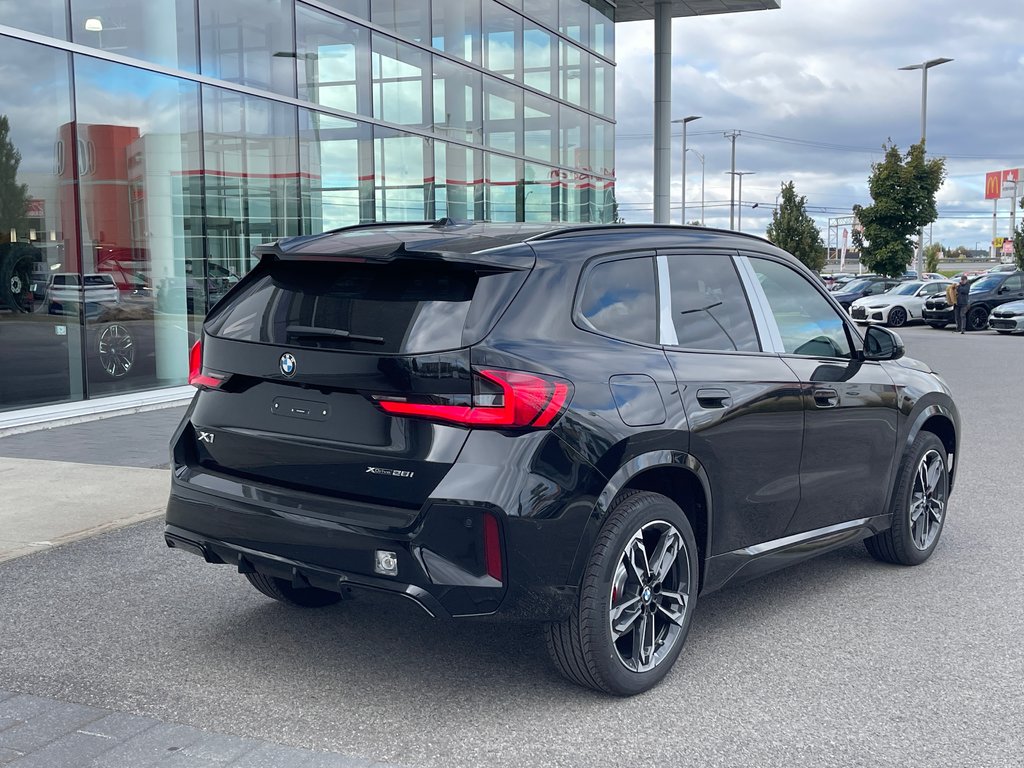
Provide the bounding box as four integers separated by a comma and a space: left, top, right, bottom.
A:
166, 222, 960, 696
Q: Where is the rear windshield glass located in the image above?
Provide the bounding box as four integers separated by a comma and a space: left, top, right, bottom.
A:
205, 261, 479, 354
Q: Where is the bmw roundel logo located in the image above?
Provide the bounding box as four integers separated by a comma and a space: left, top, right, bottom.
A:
279, 353, 297, 377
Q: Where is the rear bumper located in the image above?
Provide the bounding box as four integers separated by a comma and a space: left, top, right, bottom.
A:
165, 466, 586, 622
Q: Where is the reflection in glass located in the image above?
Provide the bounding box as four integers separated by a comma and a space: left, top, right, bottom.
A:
203, 87, 300, 281
372, 34, 430, 127
591, 119, 614, 177
74, 56, 203, 397
372, 0, 429, 44
559, 0, 589, 47
484, 76, 521, 154
523, 24, 555, 95
483, 0, 520, 80
198, 0, 295, 97
374, 126, 430, 221
300, 110, 373, 230
485, 153, 519, 222
524, 93, 557, 164
71, 0, 198, 71
435, 143, 482, 221
0, 37, 78, 411
316, 0, 369, 19
0, 0, 66, 39
296, 4, 371, 116
522, 0, 556, 31
591, 1, 615, 59
432, 0, 481, 64
560, 41, 588, 110
524, 163, 555, 223
432, 57, 482, 144
560, 105, 586, 170
592, 59, 614, 117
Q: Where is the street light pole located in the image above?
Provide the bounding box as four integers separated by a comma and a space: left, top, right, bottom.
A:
688, 148, 706, 226
672, 116, 701, 224
724, 131, 740, 228
899, 56, 953, 275
726, 171, 755, 231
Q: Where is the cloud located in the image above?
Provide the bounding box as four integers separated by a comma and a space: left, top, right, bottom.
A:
613, 0, 1024, 249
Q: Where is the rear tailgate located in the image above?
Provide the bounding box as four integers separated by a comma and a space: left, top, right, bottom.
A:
182, 238, 533, 521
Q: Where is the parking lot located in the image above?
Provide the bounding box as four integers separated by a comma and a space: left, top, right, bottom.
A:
1, 324, 1022, 767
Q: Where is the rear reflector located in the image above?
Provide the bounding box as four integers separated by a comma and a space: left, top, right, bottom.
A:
483, 512, 502, 582
376, 368, 571, 429
188, 340, 226, 389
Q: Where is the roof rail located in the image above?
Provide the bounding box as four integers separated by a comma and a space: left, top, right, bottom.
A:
527, 223, 771, 245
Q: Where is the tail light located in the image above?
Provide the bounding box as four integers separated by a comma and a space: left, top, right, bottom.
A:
375, 368, 571, 429
483, 512, 502, 582
188, 339, 226, 389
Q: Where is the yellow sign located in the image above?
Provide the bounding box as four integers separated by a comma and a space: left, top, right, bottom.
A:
993, 237, 1005, 248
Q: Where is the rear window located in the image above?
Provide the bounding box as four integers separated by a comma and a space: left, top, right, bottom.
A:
84, 275, 115, 287
205, 260, 487, 354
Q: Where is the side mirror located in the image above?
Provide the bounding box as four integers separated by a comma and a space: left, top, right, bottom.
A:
862, 325, 905, 361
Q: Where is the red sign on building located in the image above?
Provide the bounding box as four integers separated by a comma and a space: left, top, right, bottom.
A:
985, 171, 1002, 200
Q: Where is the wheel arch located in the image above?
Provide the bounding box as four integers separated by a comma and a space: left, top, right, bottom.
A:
569, 451, 713, 592
905, 405, 959, 491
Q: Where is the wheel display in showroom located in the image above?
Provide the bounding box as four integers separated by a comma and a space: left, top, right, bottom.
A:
97, 324, 136, 378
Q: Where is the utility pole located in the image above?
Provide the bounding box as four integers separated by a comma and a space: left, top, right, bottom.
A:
724, 131, 740, 229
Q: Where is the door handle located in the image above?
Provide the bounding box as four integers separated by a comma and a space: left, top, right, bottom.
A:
813, 387, 840, 408
696, 388, 732, 408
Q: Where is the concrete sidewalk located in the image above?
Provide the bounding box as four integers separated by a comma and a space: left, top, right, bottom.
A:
0, 406, 186, 564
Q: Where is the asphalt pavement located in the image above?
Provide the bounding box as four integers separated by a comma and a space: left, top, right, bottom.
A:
1, 326, 1023, 767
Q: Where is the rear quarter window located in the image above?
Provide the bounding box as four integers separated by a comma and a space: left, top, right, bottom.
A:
577, 256, 658, 344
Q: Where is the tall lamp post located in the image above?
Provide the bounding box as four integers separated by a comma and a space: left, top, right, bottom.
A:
672, 116, 701, 225
688, 148, 705, 226
899, 56, 953, 275
726, 171, 755, 231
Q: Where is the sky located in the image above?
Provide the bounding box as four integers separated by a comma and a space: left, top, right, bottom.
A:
612, 0, 1024, 253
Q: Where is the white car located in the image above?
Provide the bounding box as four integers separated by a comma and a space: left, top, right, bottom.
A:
988, 300, 1024, 334
44, 273, 120, 314
849, 279, 952, 328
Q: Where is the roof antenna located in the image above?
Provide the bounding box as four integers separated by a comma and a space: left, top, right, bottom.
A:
432, 217, 464, 228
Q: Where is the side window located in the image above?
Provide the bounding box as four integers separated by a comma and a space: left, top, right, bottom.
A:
751, 258, 853, 359
578, 256, 658, 344
1002, 275, 1023, 292
665, 253, 760, 352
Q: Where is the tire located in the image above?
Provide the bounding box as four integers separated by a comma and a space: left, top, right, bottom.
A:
0, 250, 34, 313
967, 306, 988, 332
97, 324, 135, 378
925, 321, 948, 329
887, 306, 907, 328
865, 431, 949, 566
544, 490, 699, 696
244, 572, 343, 607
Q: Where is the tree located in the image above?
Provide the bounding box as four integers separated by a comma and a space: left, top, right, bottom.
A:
0, 114, 29, 245
765, 181, 825, 272
852, 141, 946, 277
1014, 197, 1024, 272
924, 242, 944, 274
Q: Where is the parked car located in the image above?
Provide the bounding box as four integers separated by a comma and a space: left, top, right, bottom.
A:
923, 271, 1024, 331
831, 275, 904, 310
985, 263, 1017, 274
821, 272, 854, 290
849, 279, 953, 327
987, 300, 1024, 334
165, 222, 960, 696
45, 273, 120, 315
921, 272, 946, 280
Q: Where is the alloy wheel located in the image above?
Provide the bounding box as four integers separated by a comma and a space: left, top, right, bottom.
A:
888, 307, 907, 327
609, 520, 690, 673
98, 324, 135, 378
909, 449, 946, 551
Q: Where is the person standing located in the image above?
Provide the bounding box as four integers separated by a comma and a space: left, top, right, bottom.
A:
954, 275, 971, 333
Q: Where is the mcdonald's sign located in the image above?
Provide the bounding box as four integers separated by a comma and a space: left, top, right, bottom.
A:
985, 171, 1002, 200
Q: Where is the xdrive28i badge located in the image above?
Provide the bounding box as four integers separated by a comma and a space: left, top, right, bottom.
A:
279, 353, 297, 377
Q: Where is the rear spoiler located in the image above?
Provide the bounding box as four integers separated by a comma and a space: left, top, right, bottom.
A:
251, 219, 536, 270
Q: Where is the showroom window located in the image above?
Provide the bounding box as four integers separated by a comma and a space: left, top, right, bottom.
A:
296, 3, 372, 117
71, 0, 198, 71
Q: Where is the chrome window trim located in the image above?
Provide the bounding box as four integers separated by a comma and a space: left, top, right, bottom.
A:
734, 254, 784, 354
655, 254, 678, 346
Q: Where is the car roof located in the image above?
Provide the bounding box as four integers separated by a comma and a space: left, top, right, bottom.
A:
251, 220, 775, 262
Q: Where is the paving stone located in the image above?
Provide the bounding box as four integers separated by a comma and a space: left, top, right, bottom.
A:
88, 723, 207, 767
4, 730, 121, 768
76, 710, 161, 742
0, 698, 106, 752
0, 747, 24, 765
159, 732, 262, 765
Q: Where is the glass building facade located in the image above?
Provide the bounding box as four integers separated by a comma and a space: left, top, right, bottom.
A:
0, 0, 615, 413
